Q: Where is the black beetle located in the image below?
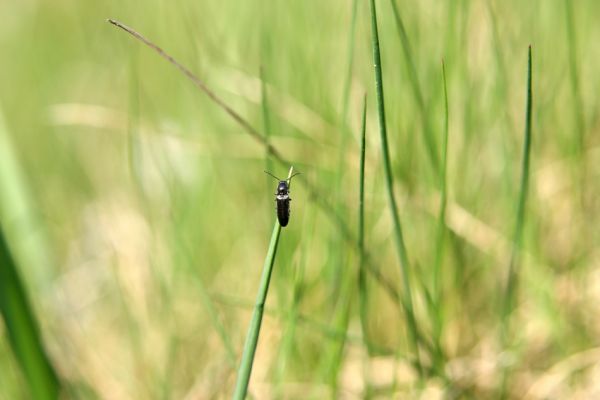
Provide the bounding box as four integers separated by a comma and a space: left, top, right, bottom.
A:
265, 171, 301, 227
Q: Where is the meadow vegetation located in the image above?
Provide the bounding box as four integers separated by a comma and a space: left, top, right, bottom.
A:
0, 0, 599, 398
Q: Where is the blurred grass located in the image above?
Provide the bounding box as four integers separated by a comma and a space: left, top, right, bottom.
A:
0, 228, 60, 400
0, 110, 60, 399
0, 0, 599, 398
368, 0, 423, 376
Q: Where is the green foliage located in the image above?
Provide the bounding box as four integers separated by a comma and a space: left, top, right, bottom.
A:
0, 0, 598, 398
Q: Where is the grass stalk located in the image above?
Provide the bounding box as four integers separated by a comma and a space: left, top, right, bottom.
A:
388, 0, 440, 176
357, 94, 370, 353
0, 228, 60, 400
423, 61, 450, 374
431, 61, 449, 350
368, 0, 422, 376
0, 110, 60, 399
317, 3, 361, 387
341, 0, 359, 127
502, 46, 533, 324
327, 0, 359, 315
564, 0, 585, 156
357, 95, 372, 395
260, 65, 273, 175
232, 167, 294, 399
499, 44, 533, 400
273, 213, 310, 397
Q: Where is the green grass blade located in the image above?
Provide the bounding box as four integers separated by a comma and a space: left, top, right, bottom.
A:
502, 46, 533, 326
232, 167, 294, 399
232, 222, 282, 399
0, 109, 60, 399
564, 1, 585, 155
357, 95, 372, 394
368, 0, 422, 376
499, 46, 533, 398
260, 64, 276, 226
327, 0, 360, 311
0, 229, 60, 400
388, 0, 439, 176
432, 60, 449, 333
316, 3, 361, 387
260, 65, 273, 174
341, 0, 359, 127
428, 61, 450, 372
357, 94, 370, 353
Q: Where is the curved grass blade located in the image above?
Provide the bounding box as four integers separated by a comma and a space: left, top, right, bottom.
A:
357, 94, 370, 353
388, 0, 439, 176
431, 61, 450, 357
0, 110, 61, 399
0, 229, 60, 400
232, 167, 294, 399
260, 65, 274, 175
368, 0, 422, 376
564, 0, 585, 155
499, 44, 533, 399
502, 46, 533, 325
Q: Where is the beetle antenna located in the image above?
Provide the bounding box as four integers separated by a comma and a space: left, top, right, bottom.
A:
264, 171, 281, 181
288, 172, 301, 180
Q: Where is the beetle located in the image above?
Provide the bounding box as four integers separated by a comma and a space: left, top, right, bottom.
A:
264, 171, 301, 227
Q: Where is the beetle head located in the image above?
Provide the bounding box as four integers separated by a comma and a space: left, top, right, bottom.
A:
277, 181, 288, 195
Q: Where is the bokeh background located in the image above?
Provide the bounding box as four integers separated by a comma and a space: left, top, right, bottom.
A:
1, 0, 599, 398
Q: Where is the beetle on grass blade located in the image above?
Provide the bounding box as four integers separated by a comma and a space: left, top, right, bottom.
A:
264, 170, 301, 227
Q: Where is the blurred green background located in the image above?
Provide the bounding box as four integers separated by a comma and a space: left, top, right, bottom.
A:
1, 0, 599, 398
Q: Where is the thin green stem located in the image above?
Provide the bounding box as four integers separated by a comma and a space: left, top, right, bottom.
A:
502, 46, 533, 325
500, 46, 533, 399
564, 0, 585, 155
357, 94, 372, 395
431, 61, 450, 370
357, 94, 370, 353
388, 0, 439, 177
232, 167, 294, 400
260, 65, 273, 175
432, 60, 449, 323
341, 0, 359, 128
368, 0, 422, 377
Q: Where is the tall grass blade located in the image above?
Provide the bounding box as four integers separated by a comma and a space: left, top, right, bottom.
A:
432, 60, 449, 328
327, 0, 360, 318
260, 65, 273, 174
0, 110, 61, 399
357, 95, 370, 353
357, 95, 373, 395
317, 2, 362, 386
341, 0, 359, 128
232, 167, 293, 399
368, 0, 422, 376
388, 0, 439, 176
0, 229, 60, 400
564, 1, 585, 155
431, 61, 449, 346
502, 46, 533, 327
